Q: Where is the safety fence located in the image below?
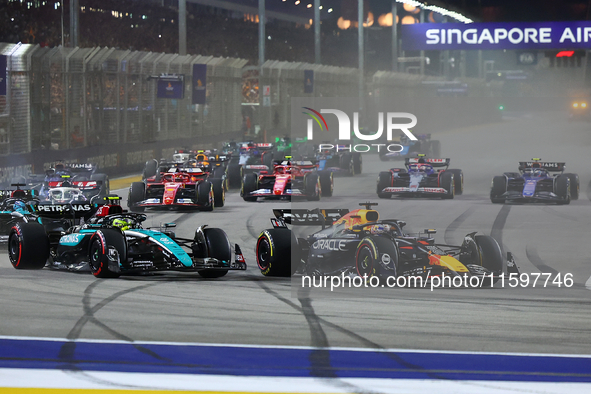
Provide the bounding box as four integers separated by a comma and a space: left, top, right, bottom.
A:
0, 42, 247, 156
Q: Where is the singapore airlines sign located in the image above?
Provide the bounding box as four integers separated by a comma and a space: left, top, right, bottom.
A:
402, 21, 591, 51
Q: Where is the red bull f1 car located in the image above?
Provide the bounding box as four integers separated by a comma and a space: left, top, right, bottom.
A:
377, 157, 463, 199
241, 160, 333, 202
490, 159, 579, 204
255, 202, 519, 282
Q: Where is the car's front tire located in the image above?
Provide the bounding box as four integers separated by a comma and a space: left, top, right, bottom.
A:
8, 223, 49, 269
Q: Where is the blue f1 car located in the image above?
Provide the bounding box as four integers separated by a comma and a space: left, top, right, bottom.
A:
490, 159, 579, 204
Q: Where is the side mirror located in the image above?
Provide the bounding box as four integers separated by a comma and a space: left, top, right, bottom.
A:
164, 223, 176, 228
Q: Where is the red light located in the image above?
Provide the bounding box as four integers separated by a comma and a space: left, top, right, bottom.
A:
556, 51, 575, 58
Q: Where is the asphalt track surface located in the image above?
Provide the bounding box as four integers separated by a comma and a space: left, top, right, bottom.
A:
1, 110, 590, 363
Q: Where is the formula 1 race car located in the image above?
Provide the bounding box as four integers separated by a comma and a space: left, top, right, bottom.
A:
377, 156, 463, 199
379, 133, 441, 161
128, 167, 222, 212
22, 162, 110, 201
255, 203, 519, 282
226, 142, 276, 188
8, 201, 247, 279
315, 145, 362, 176
241, 160, 333, 201
0, 186, 39, 239
490, 159, 579, 204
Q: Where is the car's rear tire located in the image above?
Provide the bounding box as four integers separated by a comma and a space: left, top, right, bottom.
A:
555, 175, 571, 205
305, 173, 320, 201
353, 153, 362, 174
227, 163, 242, 189
198, 228, 230, 278
430, 140, 441, 157
319, 171, 333, 197
339, 153, 354, 176
256, 228, 293, 277
241, 173, 258, 202
128, 182, 146, 212
377, 172, 392, 199
211, 178, 225, 207
90, 173, 109, 198
197, 181, 214, 211
564, 173, 579, 200
440, 172, 455, 199
143, 159, 158, 180
447, 169, 464, 195
490, 176, 506, 204
88, 229, 125, 278
8, 222, 49, 269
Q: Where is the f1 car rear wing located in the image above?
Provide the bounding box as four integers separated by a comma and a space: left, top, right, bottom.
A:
518, 161, 565, 172
272, 208, 349, 229
68, 163, 96, 173
32, 202, 96, 219
0, 184, 37, 201
405, 157, 450, 168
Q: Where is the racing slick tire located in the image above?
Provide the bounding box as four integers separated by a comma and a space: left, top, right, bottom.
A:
198, 228, 231, 278
319, 171, 333, 197
8, 222, 50, 269
212, 178, 225, 208
227, 163, 242, 189
378, 149, 389, 161
430, 140, 441, 157
262, 151, 274, 169
241, 173, 258, 202
447, 169, 464, 195
339, 153, 355, 176
370, 236, 399, 279
256, 228, 296, 277
352, 153, 362, 174
474, 235, 504, 277
355, 238, 381, 278
197, 181, 214, 211
88, 229, 126, 278
377, 172, 393, 199
90, 173, 110, 198
440, 172, 455, 199
305, 173, 320, 201
128, 182, 146, 212
212, 167, 228, 191
554, 175, 571, 205
563, 173, 579, 200
143, 159, 158, 180
490, 176, 506, 204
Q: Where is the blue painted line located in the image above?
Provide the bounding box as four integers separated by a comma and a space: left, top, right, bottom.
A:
1, 338, 590, 382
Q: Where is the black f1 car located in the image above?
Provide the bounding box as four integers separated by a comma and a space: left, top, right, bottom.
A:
490, 159, 579, 204
8, 200, 247, 279
377, 156, 463, 199
255, 203, 519, 282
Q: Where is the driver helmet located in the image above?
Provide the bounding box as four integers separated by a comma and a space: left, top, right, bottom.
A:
112, 218, 131, 231
532, 169, 544, 177
370, 224, 391, 235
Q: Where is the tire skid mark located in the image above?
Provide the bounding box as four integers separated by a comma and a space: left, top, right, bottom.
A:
525, 245, 559, 276
256, 279, 449, 387
525, 245, 585, 288
490, 205, 511, 257
246, 211, 260, 240
59, 281, 167, 364
444, 206, 475, 245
